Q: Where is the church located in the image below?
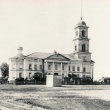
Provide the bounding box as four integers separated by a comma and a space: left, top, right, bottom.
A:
8, 17, 95, 83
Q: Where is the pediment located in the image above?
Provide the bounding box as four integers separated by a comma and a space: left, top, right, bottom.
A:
46, 53, 70, 61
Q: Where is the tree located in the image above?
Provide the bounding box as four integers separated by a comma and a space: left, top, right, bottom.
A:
0, 62, 9, 78
81, 76, 93, 85
33, 72, 42, 82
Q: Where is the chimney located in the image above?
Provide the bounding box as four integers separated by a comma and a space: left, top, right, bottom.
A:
17, 47, 23, 55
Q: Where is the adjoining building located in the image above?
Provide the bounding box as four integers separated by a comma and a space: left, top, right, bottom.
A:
8, 18, 95, 83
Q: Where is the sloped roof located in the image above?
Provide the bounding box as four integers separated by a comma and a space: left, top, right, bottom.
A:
46, 53, 71, 61
90, 60, 95, 63
25, 52, 53, 59
10, 52, 94, 63
9, 54, 26, 59
25, 52, 81, 61
63, 53, 82, 61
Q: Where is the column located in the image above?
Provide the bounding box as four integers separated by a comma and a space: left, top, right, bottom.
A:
15, 60, 17, 79
61, 63, 62, 75
45, 61, 48, 71
67, 63, 69, 75
91, 65, 94, 81
53, 61, 54, 75
23, 59, 26, 79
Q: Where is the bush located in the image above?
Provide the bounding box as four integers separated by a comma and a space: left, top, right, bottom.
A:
15, 78, 24, 85
81, 77, 93, 85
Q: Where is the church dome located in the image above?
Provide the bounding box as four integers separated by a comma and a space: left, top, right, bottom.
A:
77, 19, 86, 26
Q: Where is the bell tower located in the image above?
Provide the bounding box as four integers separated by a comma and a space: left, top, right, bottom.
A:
73, 18, 91, 61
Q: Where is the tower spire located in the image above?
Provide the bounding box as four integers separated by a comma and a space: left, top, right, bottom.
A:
81, 3, 82, 20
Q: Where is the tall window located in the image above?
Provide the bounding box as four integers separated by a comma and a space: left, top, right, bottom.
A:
19, 63, 22, 69
69, 66, 70, 71
29, 64, 32, 69
34, 65, 37, 70
48, 65, 51, 70
19, 73, 22, 78
82, 44, 86, 52
83, 68, 86, 72
72, 66, 75, 71
82, 30, 85, 37
75, 45, 77, 51
77, 67, 80, 71
29, 73, 31, 79
40, 65, 42, 70
55, 64, 58, 70
62, 65, 65, 70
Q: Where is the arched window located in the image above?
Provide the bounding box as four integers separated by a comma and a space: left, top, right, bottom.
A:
82, 30, 85, 37
83, 68, 86, 72
82, 44, 86, 52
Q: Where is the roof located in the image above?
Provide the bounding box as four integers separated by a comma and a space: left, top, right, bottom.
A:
10, 52, 94, 62
78, 20, 86, 26
91, 60, 95, 63
25, 52, 82, 61
98, 77, 110, 82
76, 19, 88, 28
25, 52, 53, 59
63, 54, 82, 61
9, 54, 26, 59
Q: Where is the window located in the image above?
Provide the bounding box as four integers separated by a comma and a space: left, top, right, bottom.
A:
19, 63, 22, 69
29, 64, 32, 69
75, 45, 77, 51
34, 65, 37, 70
76, 31, 78, 36
54, 73, 58, 75
77, 74, 79, 78
69, 66, 70, 71
82, 30, 85, 37
55, 64, 58, 70
82, 44, 86, 52
48, 65, 51, 70
40, 65, 42, 70
83, 75, 85, 78
83, 68, 86, 72
83, 57, 86, 61
19, 73, 22, 78
77, 67, 80, 71
72, 66, 75, 71
29, 73, 31, 79
62, 65, 65, 70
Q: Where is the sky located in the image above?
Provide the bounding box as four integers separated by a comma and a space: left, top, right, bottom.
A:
0, 0, 110, 80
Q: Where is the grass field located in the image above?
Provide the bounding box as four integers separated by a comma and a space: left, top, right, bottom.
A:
0, 85, 110, 110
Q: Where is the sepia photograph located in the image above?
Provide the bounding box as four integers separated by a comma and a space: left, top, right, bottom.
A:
0, 0, 109, 110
